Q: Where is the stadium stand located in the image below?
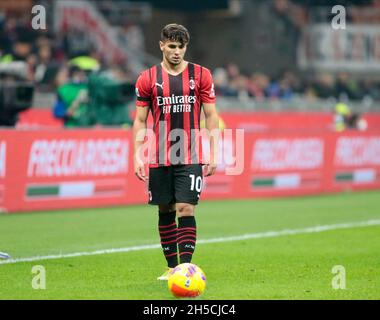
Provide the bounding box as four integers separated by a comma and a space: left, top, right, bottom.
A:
1, 0, 380, 124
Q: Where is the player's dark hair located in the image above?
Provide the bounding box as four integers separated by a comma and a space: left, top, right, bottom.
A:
161, 23, 190, 45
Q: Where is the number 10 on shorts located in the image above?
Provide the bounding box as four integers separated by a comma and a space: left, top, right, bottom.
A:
189, 174, 202, 192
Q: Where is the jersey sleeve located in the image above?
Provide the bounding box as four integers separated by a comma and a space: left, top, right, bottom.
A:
200, 67, 216, 104
135, 70, 152, 107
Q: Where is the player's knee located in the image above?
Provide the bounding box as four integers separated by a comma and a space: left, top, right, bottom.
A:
176, 203, 194, 216
158, 204, 176, 213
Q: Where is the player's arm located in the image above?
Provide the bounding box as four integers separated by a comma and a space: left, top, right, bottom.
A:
133, 70, 152, 181
133, 106, 149, 181
200, 66, 219, 177
203, 103, 219, 177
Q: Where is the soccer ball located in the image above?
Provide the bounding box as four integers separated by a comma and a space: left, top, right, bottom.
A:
168, 263, 206, 298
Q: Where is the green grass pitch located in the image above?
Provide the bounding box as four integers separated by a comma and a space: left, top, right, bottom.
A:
0, 190, 379, 300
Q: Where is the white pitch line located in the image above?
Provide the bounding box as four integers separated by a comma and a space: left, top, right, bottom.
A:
1, 219, 380, 265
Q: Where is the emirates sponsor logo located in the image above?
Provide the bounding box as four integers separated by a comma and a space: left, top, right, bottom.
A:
156, 94, 196, 107
157, 94, 197, 114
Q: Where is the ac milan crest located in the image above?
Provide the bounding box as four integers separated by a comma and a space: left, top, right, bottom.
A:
189, 79, 195, 90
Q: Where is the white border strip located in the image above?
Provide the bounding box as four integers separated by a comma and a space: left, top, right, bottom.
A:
1, 219, 380, 265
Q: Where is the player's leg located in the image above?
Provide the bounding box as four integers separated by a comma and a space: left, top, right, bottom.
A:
148, 166, 178, 270
174, 164, 203, 264
157, 203, 178, 269
176, 202, 197, 264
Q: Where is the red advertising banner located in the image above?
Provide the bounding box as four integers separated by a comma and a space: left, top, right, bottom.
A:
204, 130, 380, 200
1, 128, 380, 213
17, 109, 64, 129
18, 108, 380, 132
0, 138, 5, 206
0, 129, 146, 213
332, 132, 380, 191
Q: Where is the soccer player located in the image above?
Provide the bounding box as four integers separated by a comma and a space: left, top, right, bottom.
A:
133, 23, 219, 280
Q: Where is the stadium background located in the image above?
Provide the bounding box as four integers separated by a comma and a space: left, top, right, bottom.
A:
0, 0, 379, 300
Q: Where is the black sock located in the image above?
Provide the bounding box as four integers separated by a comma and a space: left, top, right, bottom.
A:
177, 216, 197, 264
158, 211, 178, 268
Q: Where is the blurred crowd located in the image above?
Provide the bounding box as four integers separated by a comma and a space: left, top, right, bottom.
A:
0, 12, 135, 127
213, 63, 380, 102
0, 13, 133, 92
1, 14, 66, 89
1, 6, 380, 104
276, 0, 380, 25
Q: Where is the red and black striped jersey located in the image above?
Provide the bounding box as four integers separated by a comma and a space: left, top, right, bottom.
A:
135, 62, 216, 168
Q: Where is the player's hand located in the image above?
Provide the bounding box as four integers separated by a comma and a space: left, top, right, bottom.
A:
134, 158, 147, 181
204, 162, 217, 177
